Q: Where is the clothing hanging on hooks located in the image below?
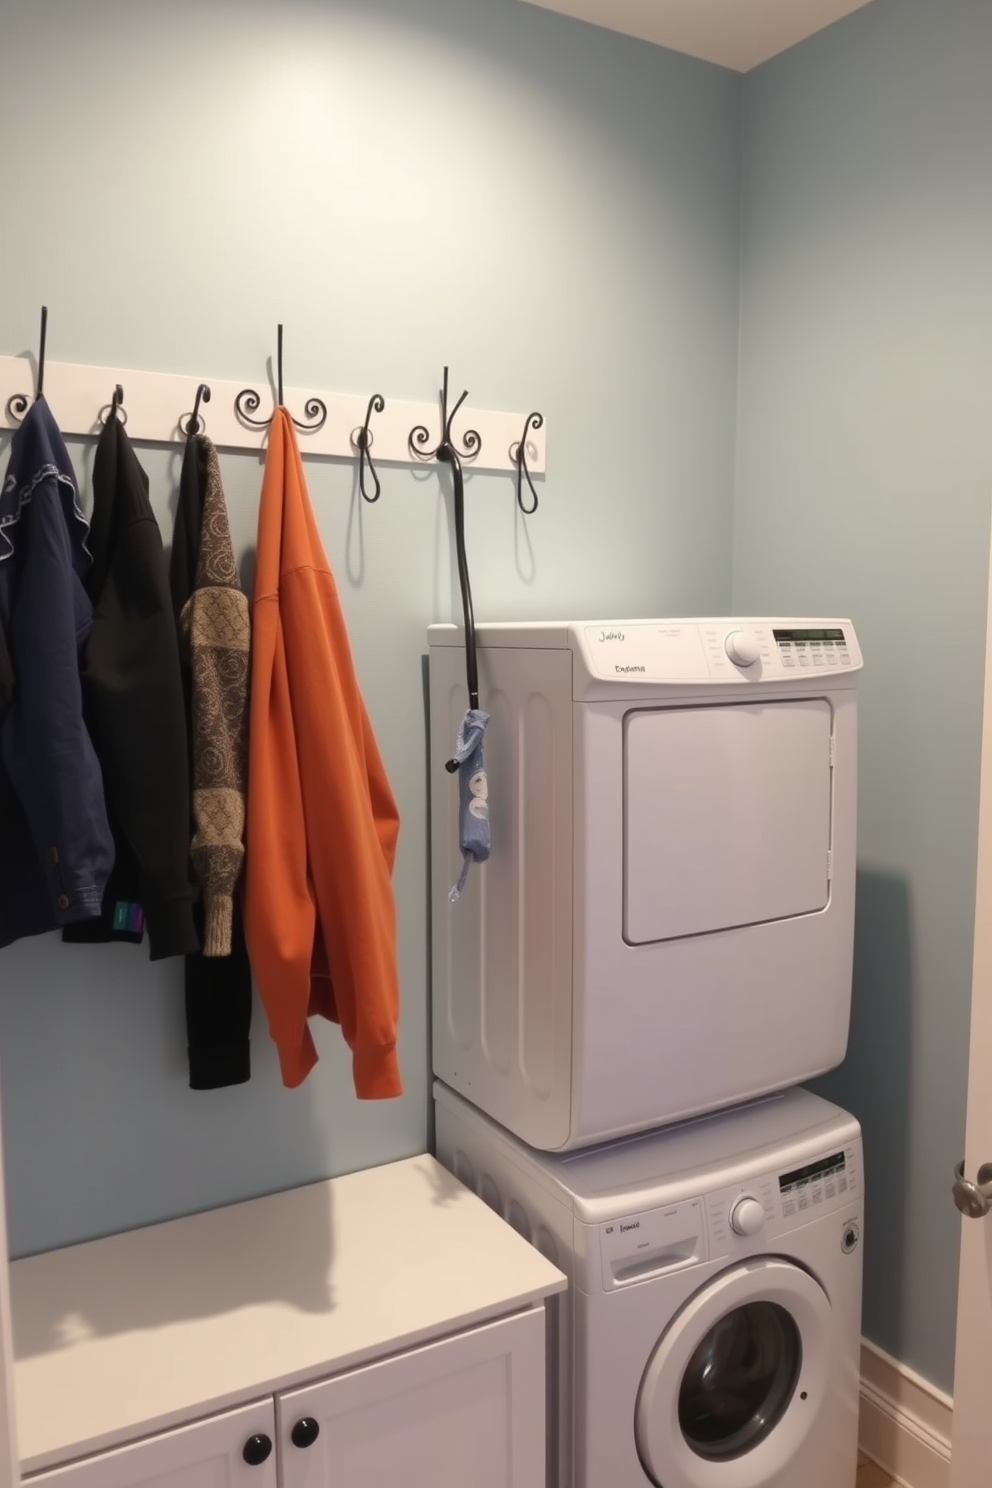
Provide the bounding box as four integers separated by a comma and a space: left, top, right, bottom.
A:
245, 408, 402, 1096
171, 419, 252, 1089
0, 396, 114, 948
0, 619, 12, 722
63, 404, 199, 960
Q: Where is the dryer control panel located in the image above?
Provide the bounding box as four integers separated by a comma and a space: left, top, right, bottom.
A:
573, 618, 863, 694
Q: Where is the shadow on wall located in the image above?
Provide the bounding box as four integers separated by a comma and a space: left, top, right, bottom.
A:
807, 866, 913, 1358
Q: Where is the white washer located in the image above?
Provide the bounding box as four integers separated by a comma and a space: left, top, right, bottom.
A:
435, 1080, 863, 1488
429, 618, 862, 1150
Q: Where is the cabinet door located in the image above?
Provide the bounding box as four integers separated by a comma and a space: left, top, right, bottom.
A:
26, 1399, 277, 1488
278, 1308, 546, 1488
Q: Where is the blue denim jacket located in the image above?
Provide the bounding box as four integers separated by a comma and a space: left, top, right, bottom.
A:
0, 397, 114, 946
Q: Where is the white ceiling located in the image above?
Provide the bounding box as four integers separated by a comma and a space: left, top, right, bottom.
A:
517, 0, 875, 72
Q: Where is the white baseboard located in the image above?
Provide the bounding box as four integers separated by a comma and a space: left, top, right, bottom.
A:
859, 1339, 953, 1488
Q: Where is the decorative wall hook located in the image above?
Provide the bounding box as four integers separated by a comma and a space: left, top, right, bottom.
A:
352, 393, 385, 502
5, 305, 48, 423
408, 367, 481, 465
180, 383, 212, 438
511, 411, 543, 515
99, 384, 127, 426
235, 325, 327, 434
410, 369, 482, 713
35, 305, 47, 401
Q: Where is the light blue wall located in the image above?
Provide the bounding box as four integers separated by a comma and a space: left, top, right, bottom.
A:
6, 0, 980, 1403
736, 0, 992, 1391
0, 0, 741, 1256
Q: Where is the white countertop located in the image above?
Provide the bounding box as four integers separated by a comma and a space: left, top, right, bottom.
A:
11, 1155, 566, 1472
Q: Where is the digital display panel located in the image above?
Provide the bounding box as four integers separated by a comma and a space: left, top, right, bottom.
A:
773, 629, 846, 643
778, 1150, 846, 1193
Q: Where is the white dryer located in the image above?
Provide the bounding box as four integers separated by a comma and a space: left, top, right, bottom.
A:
435, 1079, 864, 1488
429, 618, 862, 1150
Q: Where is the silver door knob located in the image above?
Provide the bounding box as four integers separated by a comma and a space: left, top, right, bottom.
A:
952, 1159, 992, 1218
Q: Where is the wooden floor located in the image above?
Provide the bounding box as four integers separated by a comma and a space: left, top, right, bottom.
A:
858, 1451, 899, 1488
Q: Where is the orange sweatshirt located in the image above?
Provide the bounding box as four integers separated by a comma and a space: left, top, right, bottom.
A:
245, 409, 402, 1096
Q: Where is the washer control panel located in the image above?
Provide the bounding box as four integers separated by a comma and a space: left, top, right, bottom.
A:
777, 1143, 860, 1219
704, 1139, 862, 1255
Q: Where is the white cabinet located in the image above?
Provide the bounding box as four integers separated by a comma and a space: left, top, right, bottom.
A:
278, 1311, 545, 1488
10, 1157, 564, 1488
23, 1313, 546, 1488
26, 1399, 278, 1488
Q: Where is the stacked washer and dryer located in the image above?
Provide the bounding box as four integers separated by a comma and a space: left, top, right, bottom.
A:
428, 619, 865, 1488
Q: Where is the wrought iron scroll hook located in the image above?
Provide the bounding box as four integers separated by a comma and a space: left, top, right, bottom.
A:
512, 411, 543, 515
99, 383, 127, 427
235, 325, 327, 434
36, 305, 48, 400
353, 393, 385, 503
408, 368, 482, 718
181, 383, 212, 439
5, 305, 48, 423
407, 367, 481, 465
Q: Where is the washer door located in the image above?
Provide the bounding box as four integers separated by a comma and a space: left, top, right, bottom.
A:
634, 1258, 832, 1488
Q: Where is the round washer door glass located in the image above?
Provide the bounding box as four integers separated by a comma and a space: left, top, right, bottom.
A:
678, 1300, 800, 1459
635, 1259, 832, 1488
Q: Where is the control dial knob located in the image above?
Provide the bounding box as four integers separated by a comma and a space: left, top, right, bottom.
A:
729, 1195, 766, 1237
725, 629, 761, 668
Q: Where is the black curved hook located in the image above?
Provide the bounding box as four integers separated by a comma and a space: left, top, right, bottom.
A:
354, 393, 385, 503
5, 306, 49, 423
408, 369, 481, 716
235, 324, 327, 434
449, 445, 478, 713
36, 305, 48, 400
407, 366, 481, 465
181, 383, 211, 439
513, 411, 543, 515
98, 384, 127, 426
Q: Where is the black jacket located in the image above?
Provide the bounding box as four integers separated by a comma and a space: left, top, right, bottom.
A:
63, 414, 199, 959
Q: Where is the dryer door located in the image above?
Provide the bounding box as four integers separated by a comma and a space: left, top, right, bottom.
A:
623, 700, 832, 944
634, 1258, 832, 1488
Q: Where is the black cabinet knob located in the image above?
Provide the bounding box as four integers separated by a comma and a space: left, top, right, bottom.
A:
242, 1433, 273, 1466
291, 1416, 321, 1449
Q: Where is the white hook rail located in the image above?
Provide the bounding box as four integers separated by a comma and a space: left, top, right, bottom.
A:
0, 355, 547, 476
